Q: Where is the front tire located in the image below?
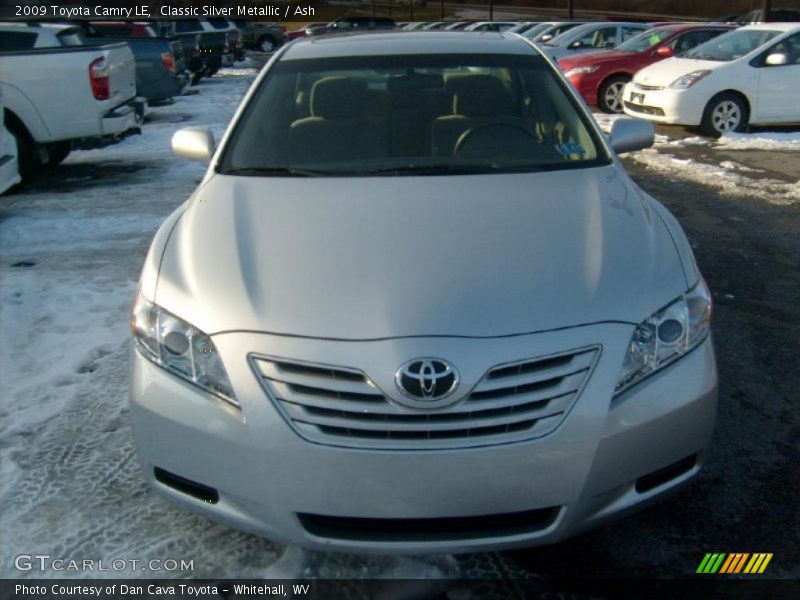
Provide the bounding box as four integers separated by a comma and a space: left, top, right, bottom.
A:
598, 75, 630, 114
700, 93, 748, 137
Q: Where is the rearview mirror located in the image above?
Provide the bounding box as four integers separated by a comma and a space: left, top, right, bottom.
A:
172, 127, 215, 162
765, 52, 788, 66
655, 46, 674, 58
609, 118, 654, 154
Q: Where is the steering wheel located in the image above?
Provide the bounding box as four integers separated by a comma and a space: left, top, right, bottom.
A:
453, 122, 547, 161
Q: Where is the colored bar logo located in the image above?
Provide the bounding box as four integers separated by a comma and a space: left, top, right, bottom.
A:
697, 553, 773, 574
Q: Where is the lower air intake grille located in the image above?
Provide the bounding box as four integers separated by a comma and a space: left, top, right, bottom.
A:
250, 346, 599, 450
298, 506, 561, 541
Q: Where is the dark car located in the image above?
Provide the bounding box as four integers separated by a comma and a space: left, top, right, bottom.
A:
558, 24, 734, 113
229, 20, 286, 52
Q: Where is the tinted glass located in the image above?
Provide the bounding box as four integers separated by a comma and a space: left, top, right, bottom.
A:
221, 54, 607, 177
0, 31, 37, 50
615, 27, 672, 52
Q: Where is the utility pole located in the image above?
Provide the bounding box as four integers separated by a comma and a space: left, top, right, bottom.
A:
568, 0, 575, 19
440, 0, 444, 20
490, 0, 494, 21
762, 0, 772, 22
410, 0, 413, 22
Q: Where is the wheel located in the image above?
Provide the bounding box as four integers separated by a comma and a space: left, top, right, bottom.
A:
258, 36, 276, 53
598, 75, 630, 114
45, 142, 71, 167
191, 71, 203, 85
700, 93, 748, 137
5, 116, 40, 181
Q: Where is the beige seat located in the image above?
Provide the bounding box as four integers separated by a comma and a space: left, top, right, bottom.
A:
288, 77, 388, 165
431, 74, 524, 157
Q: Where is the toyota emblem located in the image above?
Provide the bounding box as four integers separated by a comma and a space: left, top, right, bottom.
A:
395, 358, 459, 407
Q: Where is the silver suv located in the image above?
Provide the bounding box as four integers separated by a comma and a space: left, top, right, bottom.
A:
130, 31, 717, 553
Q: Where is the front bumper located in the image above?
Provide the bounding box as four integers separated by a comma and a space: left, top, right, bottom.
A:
621, 82, 706, 126
130, 324, 717, 553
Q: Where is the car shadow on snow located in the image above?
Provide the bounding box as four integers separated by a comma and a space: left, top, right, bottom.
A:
14, 161, 154, 195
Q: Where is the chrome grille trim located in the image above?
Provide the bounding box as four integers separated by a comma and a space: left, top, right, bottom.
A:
249, 346, 601, 450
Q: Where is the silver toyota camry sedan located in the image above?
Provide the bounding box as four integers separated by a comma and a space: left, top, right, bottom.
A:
130, 31, 717, 553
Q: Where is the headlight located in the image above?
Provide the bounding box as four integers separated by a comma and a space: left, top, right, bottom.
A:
616, 279, 712, 394
669, 70, 712, 89
564, 65, 600, 77
131, 290, 238, 406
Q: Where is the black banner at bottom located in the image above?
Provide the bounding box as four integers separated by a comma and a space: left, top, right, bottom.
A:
3, 579, 800, 600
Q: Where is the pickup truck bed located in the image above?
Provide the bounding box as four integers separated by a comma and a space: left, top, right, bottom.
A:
1, 42, 142, 178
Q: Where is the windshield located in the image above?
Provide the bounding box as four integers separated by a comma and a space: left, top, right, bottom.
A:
520, 23, 552, 39
615, 28, 672, 53
220, 54, 606, 177
546, 24, 603, 47
684, 29, 780, 61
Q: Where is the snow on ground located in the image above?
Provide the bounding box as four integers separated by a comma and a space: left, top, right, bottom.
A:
1, 66, 798, 580
591, 112, 799, 204
630, 148, 800, 205
715, 130, 800, 151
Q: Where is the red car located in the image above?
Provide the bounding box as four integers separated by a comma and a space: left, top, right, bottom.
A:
558, 24, 735, 113
286, 22, 327, 41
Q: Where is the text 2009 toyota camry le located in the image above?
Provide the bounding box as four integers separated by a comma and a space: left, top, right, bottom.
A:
130, 32, 717, 553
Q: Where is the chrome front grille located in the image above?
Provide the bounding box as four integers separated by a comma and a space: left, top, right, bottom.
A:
250, 346, 600, 450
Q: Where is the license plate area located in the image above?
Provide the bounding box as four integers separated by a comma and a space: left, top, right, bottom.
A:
630, 92, 645, 104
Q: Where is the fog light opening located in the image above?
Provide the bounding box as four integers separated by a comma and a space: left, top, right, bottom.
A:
154, 467, 219, 503
635, 454, 697, 494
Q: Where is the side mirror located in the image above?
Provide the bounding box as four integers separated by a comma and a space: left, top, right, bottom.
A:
609, 118, 654, 154
569, 41, 583, 49
655, 45, 674, 58
539, 34, 553, 43
765, 52, 788, 66
172, 127, 215, 162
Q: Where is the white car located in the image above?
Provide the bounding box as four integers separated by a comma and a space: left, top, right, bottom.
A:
622, 23, 800, 136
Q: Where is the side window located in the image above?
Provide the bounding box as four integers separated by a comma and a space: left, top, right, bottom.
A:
764, 32, 800, 66
588, 26, 618, 48
0, 31, 37, 51
621, 26, 644, 42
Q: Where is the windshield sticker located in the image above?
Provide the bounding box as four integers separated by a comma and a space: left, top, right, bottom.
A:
554, 142, 586, 156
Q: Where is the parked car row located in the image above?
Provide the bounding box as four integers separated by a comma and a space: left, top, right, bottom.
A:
0, 18, 263, 191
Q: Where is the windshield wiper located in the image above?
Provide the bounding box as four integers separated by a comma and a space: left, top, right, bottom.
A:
355, 164, 544, 176
220, 166, 330, 177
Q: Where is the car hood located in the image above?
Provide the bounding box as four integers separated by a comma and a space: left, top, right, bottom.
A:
559, 49, 636, 69
634, 57, 720, 87
155, 166, 687, 339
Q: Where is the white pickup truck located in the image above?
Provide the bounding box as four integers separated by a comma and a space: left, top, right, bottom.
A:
0, 24, 144, 180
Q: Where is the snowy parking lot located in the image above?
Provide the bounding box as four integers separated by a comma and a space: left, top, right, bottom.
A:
1, 66, 798, 584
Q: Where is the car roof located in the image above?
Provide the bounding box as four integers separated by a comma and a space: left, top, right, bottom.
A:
281, 31, 536, 60
738, 23, 800, 32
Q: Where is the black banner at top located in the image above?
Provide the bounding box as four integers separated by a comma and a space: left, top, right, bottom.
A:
0, 0, 338, 21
